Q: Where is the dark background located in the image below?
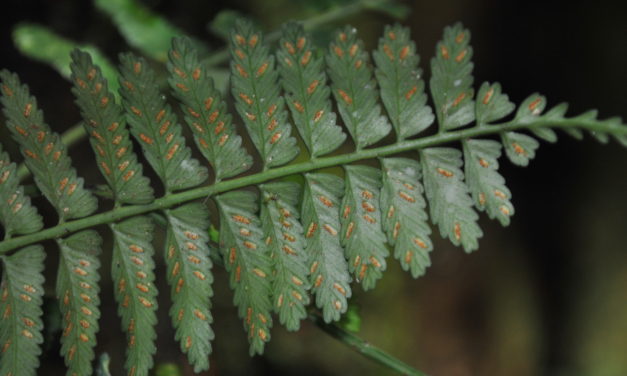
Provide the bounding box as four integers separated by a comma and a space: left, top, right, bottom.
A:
1, 0, 627, 375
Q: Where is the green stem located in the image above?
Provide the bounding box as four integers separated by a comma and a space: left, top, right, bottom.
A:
1, 117, 623, 254
308, 312, 427, 376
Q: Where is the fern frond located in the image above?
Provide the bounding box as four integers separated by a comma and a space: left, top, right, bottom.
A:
462, 139, 513, 226
168, 37, 252, 181
0, 245, 45, 376
215, 191, 273, 355
501, 131, 539, 167
277, 22, 346, 157
118, 53, 208, 192
111, 216, 158, 376
164, 203, 214, 372
302, 173, 351, 322
327, 27, 391, 149
420, 148, 482, 252
340, 165, 388, 290
373, 24, 434, 140
70, 49, 154, 204
260, 182, 310, 331
0, 70, 97, 221
56, 230, 102, 376
475, 82, 515, 125
230, 20, 298, 168
0, 145, 42, 237
380, 158, 432, 277
430, 23, 474, 131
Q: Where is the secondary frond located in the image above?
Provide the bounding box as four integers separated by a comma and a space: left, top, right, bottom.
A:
215, 191, 273, 356
0, 246, 45, 376
118, 53, 208, 192
0, 145, 42, 237
168, 37, 252, 181
260, 182, 310, 331
327, 27, 391, 149
56, 230, 102, 376
70, 49, 154, 204
164, 203, 214, 372
0, 70, 97, 221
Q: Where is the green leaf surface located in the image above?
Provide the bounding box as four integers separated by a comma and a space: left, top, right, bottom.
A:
215, 191, 273, 356
168, 37, 252, 181
0, 144, 42, 237
327, 26, 391, 149
340, 165, 388, 290
56, 230, 102, 376
164, 203, 214, 372
302, 173, 352, 322
380, 158, 432, 277
260, 182, 310, 331
230, 20, 298, 169
70, 50, 154, 204
420, 147, 482, 252
0, 246, 45, 376
111, 216, 158, 376
463, 139, 514, 226
373, 24, 433, 140
501, 131, 539, 167
0, 70, 98, 221
475, 82, 514, 125
118, 53, 208, 192
430, 23, 475, 131
277, 22, 346, 157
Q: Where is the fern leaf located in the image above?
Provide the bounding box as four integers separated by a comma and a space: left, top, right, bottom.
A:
462, 139, 514, 226
501, 131, 539, 167
277, 22, 346, 157
380, 158, 433, 277
475, 82, 515, 125
215, 191, 273, 355
260, 182, 310, 331
0, 70, 97, 221
430, 23, 475, 131
70, 49, 154, 204
0, 246, 45, 376
420, 148, 482, 251
373, 24, 434, 140
327, 27, 391, 149
0, 144, 42, 237
168, 37, 252, 181
340, 165, 388, 290
118, 53, 208, 192
56, 230, 102, 376
230, 20, 298, 168
164, 203, 214, 372
302, 173, 352, 322
111, 216, 158, 376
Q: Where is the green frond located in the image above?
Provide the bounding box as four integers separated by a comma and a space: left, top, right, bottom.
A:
111, 216, 158, 376
215, 191, 273, 355
302, 173, 351, 322
168, 37, 252, 181
430, 23, 475, 131
475, 82, 515, 125
70, 49, 154, 204
260, 182, 310, 331
0, 246, 45, 376
501, 131, 539, 166
277, 22, 346, 157
164, 203, 214, 372
0, 145, 42, 237
327, 26, 391, 149
420, 148, 482, 252
230, 20, 298, 168
380, 158, 432, 278
0, 70, 97, 221
56, 230, 102, 376
373, 24, 433, 140
463, 139, 514, 226
340, 165, 388, 290
118, 53, 208, 192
